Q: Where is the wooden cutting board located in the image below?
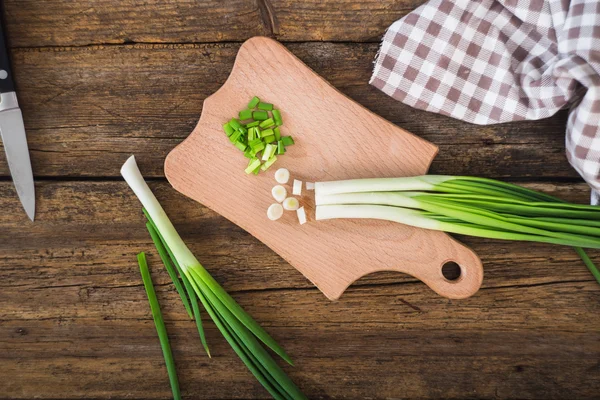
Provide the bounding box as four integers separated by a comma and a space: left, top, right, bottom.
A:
165, 37, 483, 300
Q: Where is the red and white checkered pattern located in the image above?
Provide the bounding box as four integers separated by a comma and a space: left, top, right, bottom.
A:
371, 0, 600, 202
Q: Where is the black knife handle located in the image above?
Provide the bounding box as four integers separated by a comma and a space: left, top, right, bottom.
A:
0, 18, 15, 93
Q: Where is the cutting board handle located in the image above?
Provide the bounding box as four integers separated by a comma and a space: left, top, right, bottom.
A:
320, 229, 483, 301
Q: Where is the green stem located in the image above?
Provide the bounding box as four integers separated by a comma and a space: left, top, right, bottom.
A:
137, 252, 182, 400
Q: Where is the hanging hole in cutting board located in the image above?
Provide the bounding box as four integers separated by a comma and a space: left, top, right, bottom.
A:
441, 261, 462, 282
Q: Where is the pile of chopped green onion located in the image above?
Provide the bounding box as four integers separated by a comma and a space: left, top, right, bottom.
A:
122, 156, 306, 400
315, 175, 600, 284
223, 96, 295, 174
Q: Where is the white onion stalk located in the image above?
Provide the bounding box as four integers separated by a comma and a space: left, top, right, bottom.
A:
314, 175, 600, 284
292, 179, 302, 195
121, 156, 306, 400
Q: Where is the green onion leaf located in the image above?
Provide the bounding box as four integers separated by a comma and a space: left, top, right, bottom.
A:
239, 109, 253, 121
272, 110, 282, 126
259, 118, 275, 128
277, 140, 286, 155
223, 123, 234, 137
234, 141, 248, 152
229, 118, 243, 130
274, 127, 281, 141
137, 252, 182, 400
246, 120, 261, 128
248, 96, 260, 109
245, 158, 262, 174
281, 136, 295, 146
261, 156, 278, 171
258, 102, 274, 111
253, 111, 269, 121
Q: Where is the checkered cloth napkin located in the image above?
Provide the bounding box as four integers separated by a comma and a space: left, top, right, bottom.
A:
370, 0, 600, 203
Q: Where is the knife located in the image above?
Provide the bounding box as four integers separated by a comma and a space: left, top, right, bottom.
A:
0, 18, 34, 221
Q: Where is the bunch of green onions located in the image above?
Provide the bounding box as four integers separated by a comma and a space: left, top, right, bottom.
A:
315, 175, 600, 284
122, 156, 306, 400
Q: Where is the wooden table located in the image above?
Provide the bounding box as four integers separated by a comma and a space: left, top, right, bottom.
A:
1, 1, 598, 399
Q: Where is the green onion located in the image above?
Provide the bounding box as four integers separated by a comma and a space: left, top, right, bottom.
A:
234, 141, 247, 152
281, 136, 294, 146
262, 144, 277, 161
262, 128, 274, 138
137, 252, 182, 400
225, 97, 294, 175
253, 111, 269, 121
229, 130, 242, 143
277, 140, 285, 155
223, 123, 234, 137
272, 110, 282, 126
245, 158, 261, 174
122, 156, 306, 400
314, 175, 600, 284
248, 96, 260, 108
260, 118, 275, 128
229, 118, 243, 130
258, 102, 274, 111
239, 109, 253, 121
261, 156, 278, 171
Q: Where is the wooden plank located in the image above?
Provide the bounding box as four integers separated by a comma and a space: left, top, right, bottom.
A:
1, 322, 598, 399
4, 0, 419, 47
1, 180, 598, 398
0, 43, 576, 179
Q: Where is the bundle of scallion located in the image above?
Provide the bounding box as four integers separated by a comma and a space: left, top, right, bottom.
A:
315, 175, 600, 284
121, 156, 306, 400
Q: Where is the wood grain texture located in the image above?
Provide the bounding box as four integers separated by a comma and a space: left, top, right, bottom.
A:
165, 37, 483, 300
0, 42, 575, 179
4, 0, 420, 47
0, 181, 599, 399
1, 2, 598, 398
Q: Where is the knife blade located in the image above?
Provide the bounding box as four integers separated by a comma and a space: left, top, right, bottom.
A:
0, 18, 34, 221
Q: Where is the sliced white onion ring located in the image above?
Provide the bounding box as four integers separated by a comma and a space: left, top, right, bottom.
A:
282, 197, 299, 211
267, 203, 284, 221
271, 185, 287, 203
275, 168, 290, 184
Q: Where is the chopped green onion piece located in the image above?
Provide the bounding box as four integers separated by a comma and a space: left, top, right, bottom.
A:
253, 164, 261, 175
235, 141, 247, 152
261, 156, 278, 171
239, 109, 253, 121
253, 111, 269, 120
261, 128, 274, 138
259, 118, 275, 128
274, 127, 281, 141
223, 122, 234, 137
272, 110, 282, 126
258, 102, 273, 111
243, 148, 253, 158
251, 142, 265, 155
137, 252, 182, 400
277, 140, 286, 155
237, 126, 247, 135
262, 144, 277, 161
245, 158, 261, 174
248, 96, 260, 108
246, 120, 260, 128
281, 136, 295, 146
229, 118, 243, 130
264, 135, 276, 144
248, 138, 263, 147
229, 130, 242, 143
